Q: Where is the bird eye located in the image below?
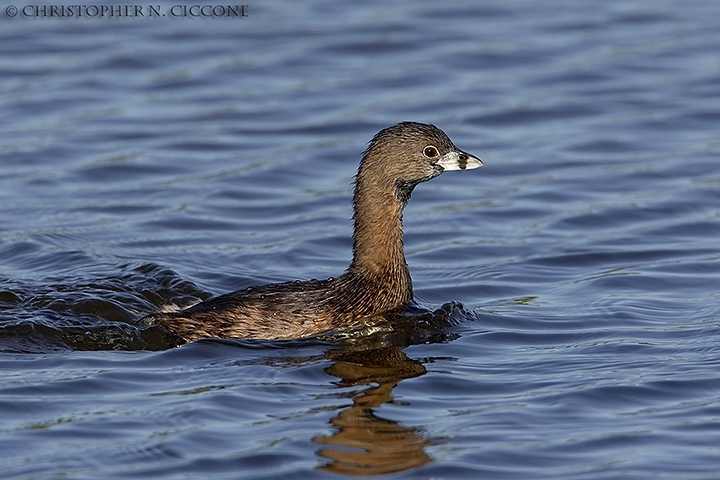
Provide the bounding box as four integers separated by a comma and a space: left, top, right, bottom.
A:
423, 146, 439, 158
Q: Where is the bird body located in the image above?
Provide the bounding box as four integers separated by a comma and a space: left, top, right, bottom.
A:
139, 122, 482, 342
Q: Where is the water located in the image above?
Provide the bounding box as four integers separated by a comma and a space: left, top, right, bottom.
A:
1, 0, 720, 478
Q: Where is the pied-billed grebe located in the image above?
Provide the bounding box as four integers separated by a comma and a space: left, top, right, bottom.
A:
140, 122, 482, 341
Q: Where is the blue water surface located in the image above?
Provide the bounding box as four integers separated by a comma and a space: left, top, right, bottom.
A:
1, 1, 720, 478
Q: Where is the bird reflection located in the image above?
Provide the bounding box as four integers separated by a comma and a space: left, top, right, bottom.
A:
314, 346, 431, 476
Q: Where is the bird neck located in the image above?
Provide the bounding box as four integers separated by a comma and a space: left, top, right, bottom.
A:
348, 171, 411, 292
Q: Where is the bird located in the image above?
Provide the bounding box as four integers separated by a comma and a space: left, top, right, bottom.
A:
139, 122, 482, 342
